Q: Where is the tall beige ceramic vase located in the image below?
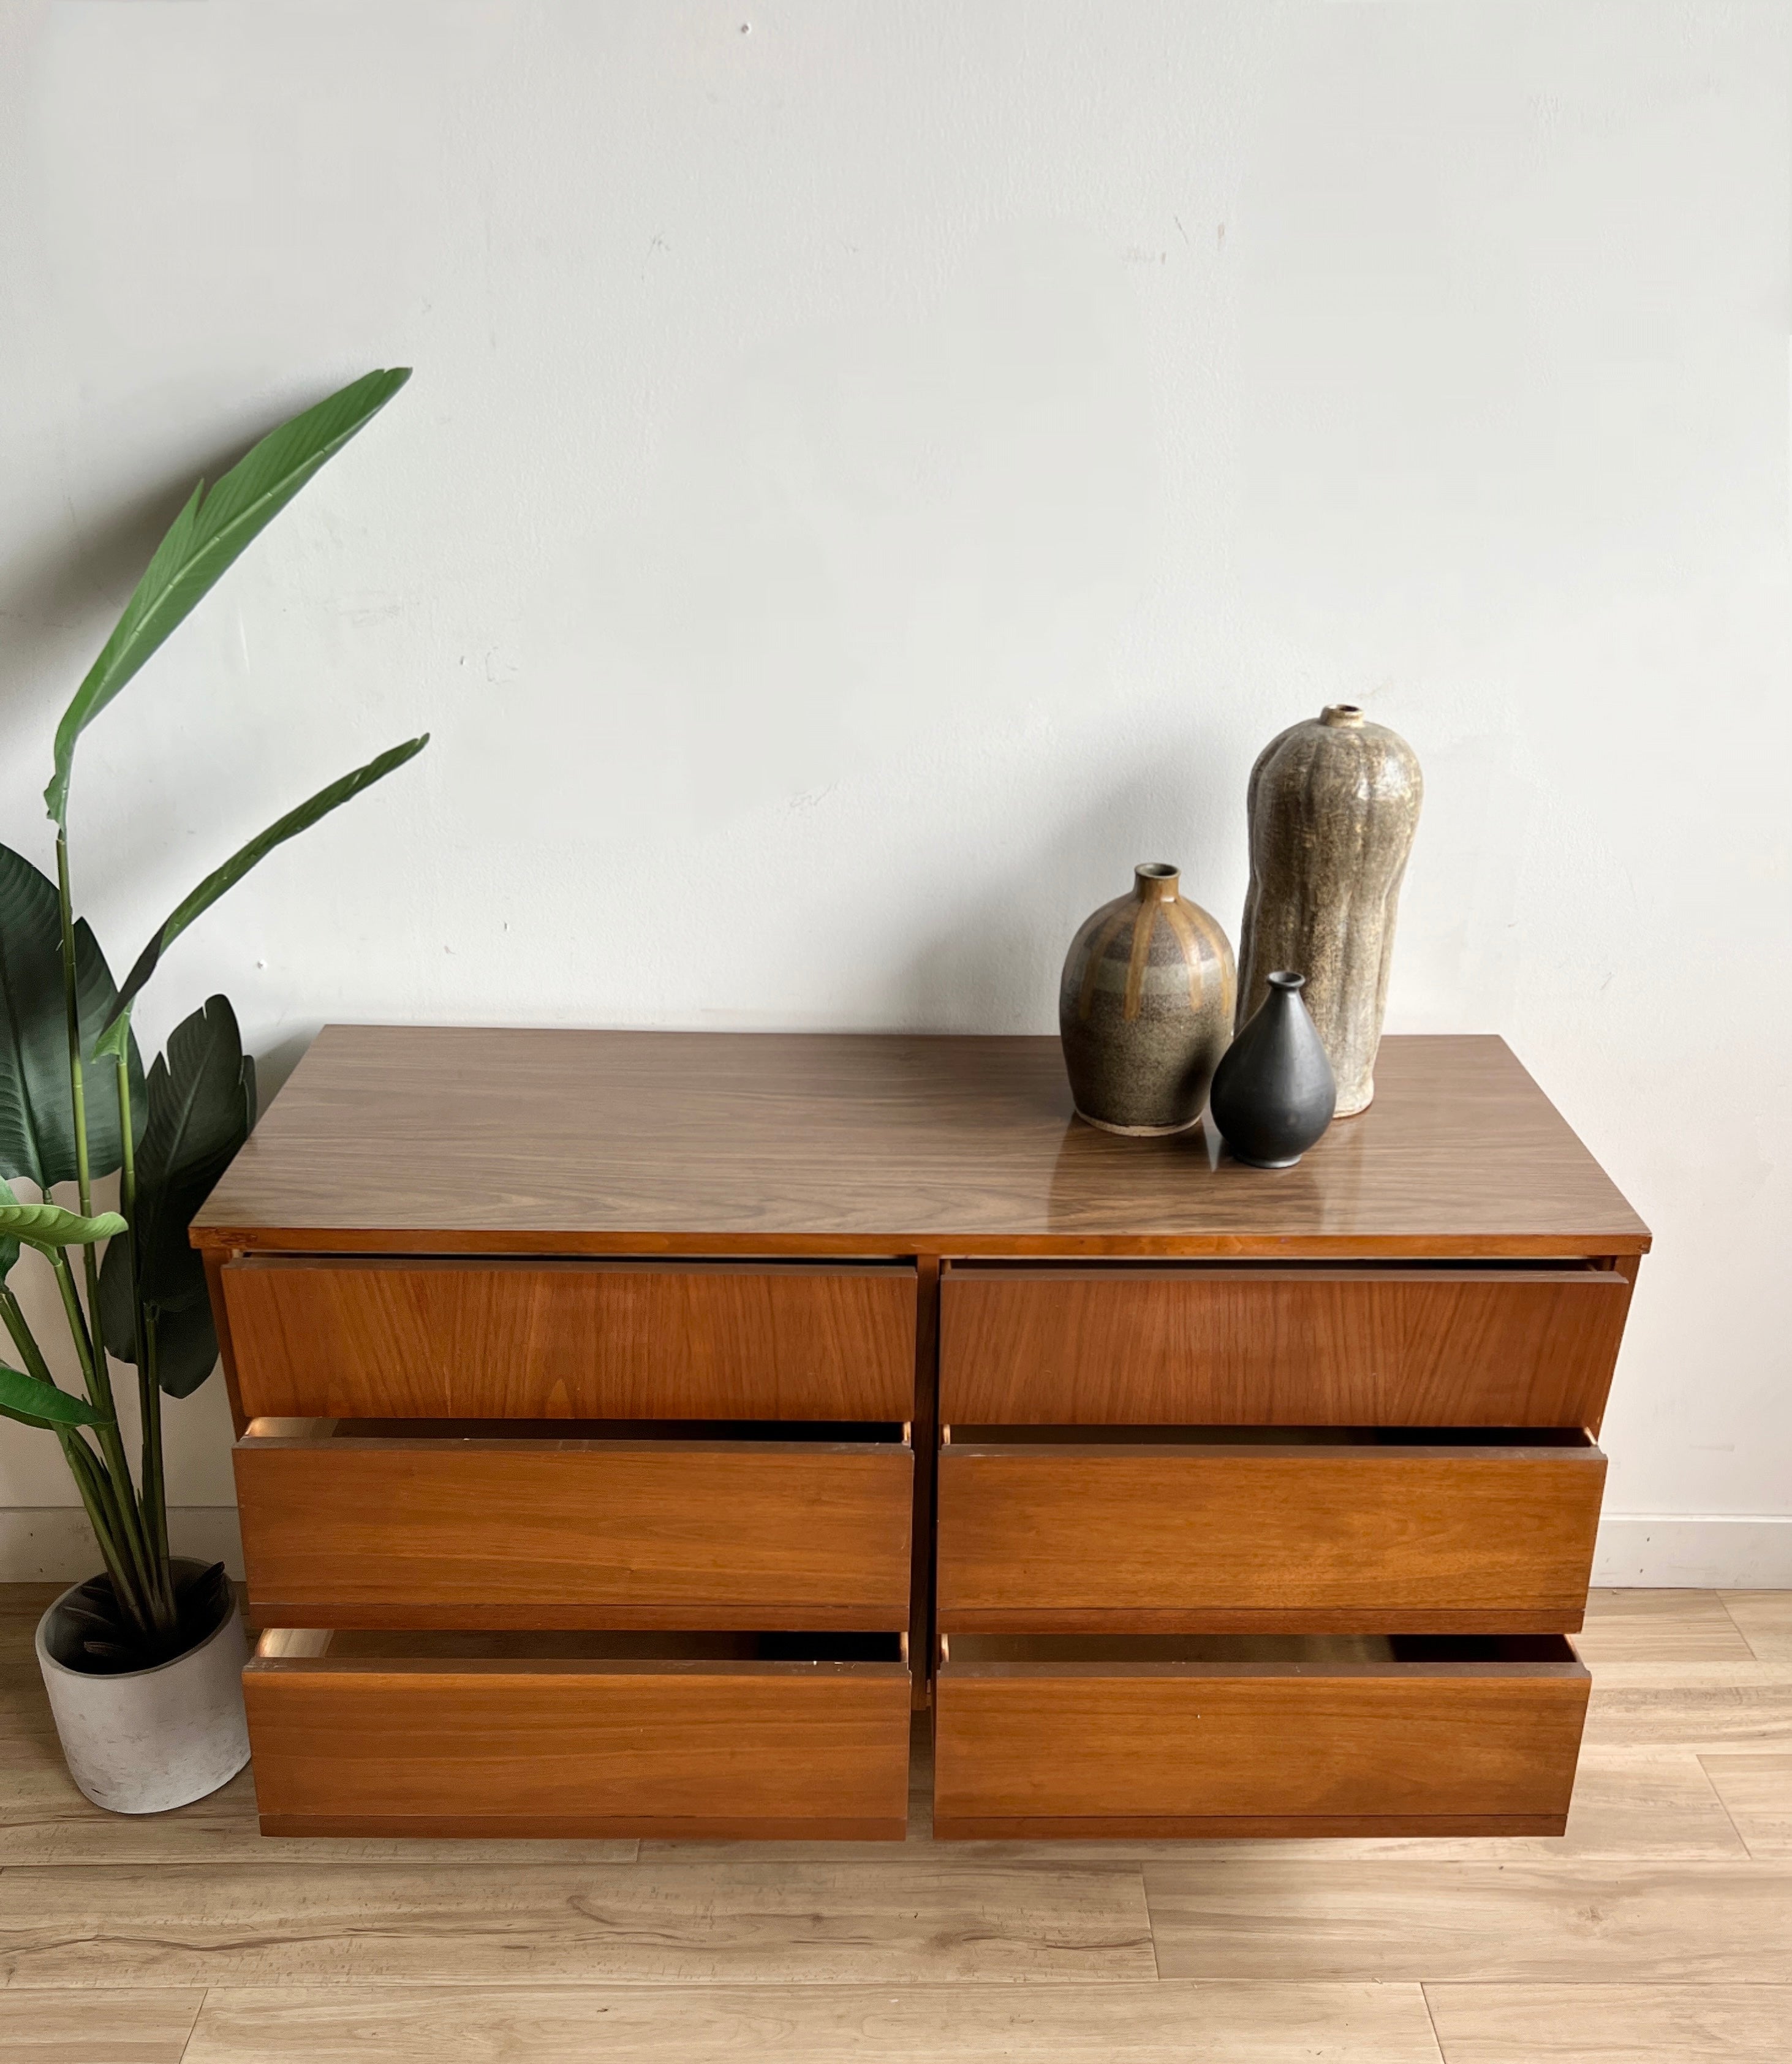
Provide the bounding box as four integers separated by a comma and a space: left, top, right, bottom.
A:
1236, 705, 1423, 1117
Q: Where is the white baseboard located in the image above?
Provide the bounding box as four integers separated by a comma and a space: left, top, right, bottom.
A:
0, 1508, 244, 1584
0, 1506, 1785, 1592
1594, 1515, 1792, 1589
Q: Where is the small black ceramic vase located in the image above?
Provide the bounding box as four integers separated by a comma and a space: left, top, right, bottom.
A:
1209, 970, 1337, 1168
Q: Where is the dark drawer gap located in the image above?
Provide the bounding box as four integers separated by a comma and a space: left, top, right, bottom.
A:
946, 1425, 1597, 1449
249, 1418, 909, 1445
945, 1633, 1579, 1668
943, 1259, 1609, 1277
271, 1629, 905, 1664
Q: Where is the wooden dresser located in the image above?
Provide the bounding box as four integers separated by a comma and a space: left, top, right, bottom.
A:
194, 1028, 1648, 1842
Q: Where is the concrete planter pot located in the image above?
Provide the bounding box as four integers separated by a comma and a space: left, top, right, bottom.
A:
35, 1559, 251, 1814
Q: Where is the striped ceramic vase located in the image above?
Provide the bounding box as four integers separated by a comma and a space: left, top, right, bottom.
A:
1058, 863, 1236, 1135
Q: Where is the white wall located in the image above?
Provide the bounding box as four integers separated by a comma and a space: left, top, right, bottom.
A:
0, 0, 1786, 1582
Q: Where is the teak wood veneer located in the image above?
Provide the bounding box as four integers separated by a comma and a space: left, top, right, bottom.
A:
939, 1264, 1630, 1426
222, 1257, 917, 1421
197, 1028, 1648, 1842
245, 1630, 912, 1842
932, 1633, 1592, 1840
935, 1428, 1606, 1635
235, 1419, 915, 1631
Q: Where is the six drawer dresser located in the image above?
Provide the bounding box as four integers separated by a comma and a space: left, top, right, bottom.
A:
194, 1027, 1649, 1842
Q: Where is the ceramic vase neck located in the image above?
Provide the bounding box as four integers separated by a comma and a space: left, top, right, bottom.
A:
1132, 863, 1180, 904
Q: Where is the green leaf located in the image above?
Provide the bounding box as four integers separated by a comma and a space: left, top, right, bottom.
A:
0, 1176, 18, 1283
0, 1200, 126, 1249
94, 736, 428, 1059
148, 1298, 230, 1402
44, 368, 412, 826
100, 995, 254, 1396
0, 1361, 110, 1430
0, 846, 146, 1188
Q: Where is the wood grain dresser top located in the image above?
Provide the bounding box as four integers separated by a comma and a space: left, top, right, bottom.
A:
191, 1027, 1648, 1258
193, 1027, 1648, 1260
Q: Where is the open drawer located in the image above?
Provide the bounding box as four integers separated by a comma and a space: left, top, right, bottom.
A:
937, 1426, 1603, 1633
940, 1262, 1632, 1427
235, 1418, 913, 1630
222, 1256, 918, 1420
933, 1633, 1589, 1839
245, 1629, 912, 1840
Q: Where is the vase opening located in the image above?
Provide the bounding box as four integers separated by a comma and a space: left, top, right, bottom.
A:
1321, 703, 1366, 727
1266, 970, 1306, 992
1133, 862, 1179, 900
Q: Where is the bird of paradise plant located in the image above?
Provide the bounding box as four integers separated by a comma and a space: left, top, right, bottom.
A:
0, 368, 428, 1668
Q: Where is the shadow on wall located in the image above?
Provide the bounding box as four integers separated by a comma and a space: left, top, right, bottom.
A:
247, 1030, 314, 1116
893, 726, 1241, 1036
244, 743, 1233, 1101
0, 423, 276, 772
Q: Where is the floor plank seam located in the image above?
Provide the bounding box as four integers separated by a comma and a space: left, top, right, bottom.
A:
4, 1977, 1491, 1991
1717, 1591, 1761, 1660
1695, 1750, 1758, 1859
1140, 1862, 1162, 1983
0, 1855, 1163, 1877
178, 1983, 209, 2062
164, 1978, 1451, 1992
1418, 1980, 1448, 2062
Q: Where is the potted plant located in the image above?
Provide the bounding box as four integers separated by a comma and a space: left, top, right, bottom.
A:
1, 368, 428, 1812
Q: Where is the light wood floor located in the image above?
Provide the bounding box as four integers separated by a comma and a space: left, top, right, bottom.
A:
1, 1587, 1788, 2061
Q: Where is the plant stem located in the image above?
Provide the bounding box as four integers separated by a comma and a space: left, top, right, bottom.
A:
49, 1246, 102, 1397
78, 1244, 105, 1385
142, 1322, 168, 1571
0, 1289, 148, 1638
47, 1249, 163, 1627
115, 1063, 170, 1576
51, 831, 173, 1637
54, 833, 115, 1453
0, 1287, 51, 1381
53, 833, 93, 1220
59, 1432, 151, 1638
